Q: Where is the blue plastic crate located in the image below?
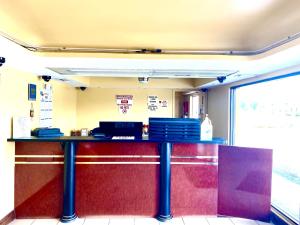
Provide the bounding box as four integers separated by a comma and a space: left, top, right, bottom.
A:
149, 118, 201, 141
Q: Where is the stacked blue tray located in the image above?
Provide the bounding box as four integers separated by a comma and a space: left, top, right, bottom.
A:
32, 128, 64, 137
149, 118, 201, 141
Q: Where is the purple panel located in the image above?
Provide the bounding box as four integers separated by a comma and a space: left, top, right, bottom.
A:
218, 145, 272, 221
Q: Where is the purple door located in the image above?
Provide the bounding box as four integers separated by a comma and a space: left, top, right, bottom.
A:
218, 145, 272, 221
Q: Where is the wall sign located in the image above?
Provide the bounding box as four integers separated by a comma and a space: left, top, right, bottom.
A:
159, 100, 168, 108
39, 83, 53, 127
148, 95, 158, 111
116, 95, 133, 114
28, 83, 36, 101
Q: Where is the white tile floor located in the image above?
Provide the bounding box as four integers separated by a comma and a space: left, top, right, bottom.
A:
8, 216, 272, 225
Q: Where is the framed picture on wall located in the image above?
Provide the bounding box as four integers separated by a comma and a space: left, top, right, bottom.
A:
28, 83, 37, 101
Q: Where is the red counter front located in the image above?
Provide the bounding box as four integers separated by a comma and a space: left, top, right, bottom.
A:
15, 142, 218, 218
14, 141, 272, 221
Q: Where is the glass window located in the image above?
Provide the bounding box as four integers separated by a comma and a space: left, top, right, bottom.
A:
231, 74, 300, 223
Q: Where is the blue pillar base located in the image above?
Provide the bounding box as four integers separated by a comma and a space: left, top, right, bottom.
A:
60, 214, 78, 223
60, 142, 77, 223
156, 214, 173, 222
157, 142, 173, 222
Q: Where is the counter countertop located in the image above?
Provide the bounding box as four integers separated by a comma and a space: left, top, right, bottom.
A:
7, 136, 225, 144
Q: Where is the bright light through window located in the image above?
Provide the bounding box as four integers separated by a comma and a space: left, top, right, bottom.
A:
233, 0, 273, 13
189, 95, 200, 118
232, 74, 300, 223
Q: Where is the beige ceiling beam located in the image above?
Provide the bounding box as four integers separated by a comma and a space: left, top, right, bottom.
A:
1, 31, 300, 56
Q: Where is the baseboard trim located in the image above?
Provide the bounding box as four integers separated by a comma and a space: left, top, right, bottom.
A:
0, 211, 15, 225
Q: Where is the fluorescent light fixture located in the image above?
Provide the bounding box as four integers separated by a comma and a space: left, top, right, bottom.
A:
184, 91, 201, 95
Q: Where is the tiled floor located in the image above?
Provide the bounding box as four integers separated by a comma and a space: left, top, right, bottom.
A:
8, 217, 272, 225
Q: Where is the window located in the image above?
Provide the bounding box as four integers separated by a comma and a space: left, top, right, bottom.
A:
231, 73, 300, 223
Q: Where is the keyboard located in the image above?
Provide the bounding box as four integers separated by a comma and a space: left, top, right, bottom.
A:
112, 136, 135, 140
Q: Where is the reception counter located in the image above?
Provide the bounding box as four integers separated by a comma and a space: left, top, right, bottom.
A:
8, 137, 272, 223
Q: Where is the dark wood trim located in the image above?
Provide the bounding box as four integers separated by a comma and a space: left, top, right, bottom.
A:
0, 211, 15, 225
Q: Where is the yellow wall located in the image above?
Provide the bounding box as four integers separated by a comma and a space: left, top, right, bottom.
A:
52, 82, 77, 135
87, 77, 195, 89
0, 69, 191, 219
76, 88, 174, 129
0, 67, 77, 219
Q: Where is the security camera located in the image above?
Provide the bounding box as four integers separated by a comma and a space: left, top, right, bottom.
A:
138, 77, 149, 83
79, 87, 87, 91
217, 76, 226, 83
136, 49, 162, 54
41, 75, 51, 82
0, 57, 5, 67
150, 49, 162, 53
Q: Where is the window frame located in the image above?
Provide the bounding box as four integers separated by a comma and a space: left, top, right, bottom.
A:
229, 70, 300, 224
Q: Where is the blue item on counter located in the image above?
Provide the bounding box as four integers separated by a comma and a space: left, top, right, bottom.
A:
149, 117, 201, 141
32, 128, 64, 137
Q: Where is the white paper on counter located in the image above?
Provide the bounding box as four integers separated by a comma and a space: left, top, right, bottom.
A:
13, 116, 31, 138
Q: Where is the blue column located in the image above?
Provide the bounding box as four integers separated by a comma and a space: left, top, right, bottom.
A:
157, 142, 173, 222
61, 142, 78, 223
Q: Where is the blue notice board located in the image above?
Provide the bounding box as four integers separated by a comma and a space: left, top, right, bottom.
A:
28, 83, 36, 101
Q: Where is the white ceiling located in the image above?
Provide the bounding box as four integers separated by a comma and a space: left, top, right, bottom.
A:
1, 0, 300, 52
2, 33, 300, 89
1, 0, 300, 88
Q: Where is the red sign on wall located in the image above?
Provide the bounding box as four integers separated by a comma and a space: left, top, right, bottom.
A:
116, 95, 133, 114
